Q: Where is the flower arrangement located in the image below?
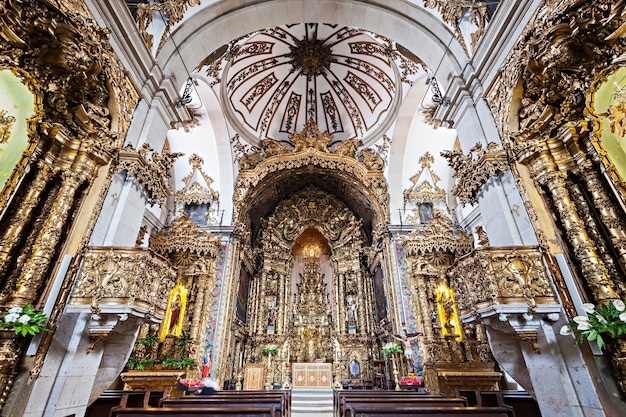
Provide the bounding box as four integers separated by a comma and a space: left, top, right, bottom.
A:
381, 342, 403, 354
262, 344, 278, 355
0, 304, 50, 336
560, 300, 626, 349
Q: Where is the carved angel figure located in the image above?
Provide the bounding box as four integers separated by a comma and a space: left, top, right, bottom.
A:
0, 110, 16, 144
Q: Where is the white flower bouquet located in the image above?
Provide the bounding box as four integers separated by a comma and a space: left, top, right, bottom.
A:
561, 300, 626, 349
262, 344, 278, 355
381, 341, 403, 354
0, 304, 50, 336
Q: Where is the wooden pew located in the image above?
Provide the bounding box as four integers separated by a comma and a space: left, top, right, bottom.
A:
173, 390, 290, 416
86, 390, 164, 417
455, 389, 479, 406
342, 398, 468, 417
159, 398, 284, 417
347, 405, 515, 417
109, 405, 277, 417
334, 391, 444, 417
476, 390, 541, 417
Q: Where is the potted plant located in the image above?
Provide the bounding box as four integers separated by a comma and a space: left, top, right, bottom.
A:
0, 304, 50, 336
560, 300, 626, 349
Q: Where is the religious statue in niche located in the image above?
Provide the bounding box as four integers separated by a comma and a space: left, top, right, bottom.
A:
418, 203, 433, 223
349, 359, 361, 377
346, 297, 357, 332
266, 298, 277, 329
435, 282, 462, 341
160, 284, 188, 340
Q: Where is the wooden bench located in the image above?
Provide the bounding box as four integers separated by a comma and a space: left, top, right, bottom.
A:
86, 390, 164, 417
347, 405, 515, 417
110, 405, 277, 417
159, 398, 284, 417
334, 391, 444, 417
470, 390, 541, 417
174, 390, 290, 416
342, 398, 468, 417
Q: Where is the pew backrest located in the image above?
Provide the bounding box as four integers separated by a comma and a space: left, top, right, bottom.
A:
342, 398, 468, 417
110, 405, 277, 417
348, 405, 515, 417
159, 399, 283, 417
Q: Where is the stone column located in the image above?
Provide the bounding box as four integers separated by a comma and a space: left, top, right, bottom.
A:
277, 271, 286, 335
356, 271, 366, 335
577, 166, 626, 271
12, 169, 87, 307
0, 162, 56, 281
189, 271, 211, 348
535, 163, 618, 301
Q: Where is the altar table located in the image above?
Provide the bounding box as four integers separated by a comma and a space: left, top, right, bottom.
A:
292, 362, 332, 388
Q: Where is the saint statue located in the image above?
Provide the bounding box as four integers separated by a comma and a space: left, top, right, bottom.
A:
267, 299, 277, 327
346, 297, 357, 326
168, 294, 181, 336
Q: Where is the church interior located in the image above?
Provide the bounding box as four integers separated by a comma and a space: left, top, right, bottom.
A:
1, 1, 626, 416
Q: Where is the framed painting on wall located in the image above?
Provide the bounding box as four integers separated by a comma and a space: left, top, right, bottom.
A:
243, 364, 264, 390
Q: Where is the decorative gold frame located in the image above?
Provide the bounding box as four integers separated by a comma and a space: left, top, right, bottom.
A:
586, 67, 626, 201
243, 364, 265, 390
160, 284, 188, 341
0, 67, 42, 214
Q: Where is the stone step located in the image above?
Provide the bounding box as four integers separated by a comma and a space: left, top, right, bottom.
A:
291, 388, 334, 417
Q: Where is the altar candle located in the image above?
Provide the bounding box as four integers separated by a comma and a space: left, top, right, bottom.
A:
287, 348, 290, 363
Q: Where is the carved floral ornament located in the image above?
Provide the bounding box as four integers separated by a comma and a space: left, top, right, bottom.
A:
233, 120, 389, 222
0, 0, 138, 154
485, 1, 626, 148
176, 154, 220, 206
69, 247, 177, 317
441, 142, 508, 205
115, 143, 183, 206
402, 152, 446, 210
149, 211, 221, 258
264, 186, 363, 248
402, 211, 474, 258
136, 0, 201, 52
423, 0, 496, 54
448, 246, 558, 316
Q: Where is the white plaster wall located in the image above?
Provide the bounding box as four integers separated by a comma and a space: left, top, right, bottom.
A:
90, 174, 126, 245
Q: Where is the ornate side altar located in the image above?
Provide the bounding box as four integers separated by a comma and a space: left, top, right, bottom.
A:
292, 363, 332, 388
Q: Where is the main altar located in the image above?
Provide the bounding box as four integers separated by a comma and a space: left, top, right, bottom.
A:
291, 363, 333, 388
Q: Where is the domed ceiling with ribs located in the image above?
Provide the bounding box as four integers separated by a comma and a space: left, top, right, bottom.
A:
221, 23, 402, 146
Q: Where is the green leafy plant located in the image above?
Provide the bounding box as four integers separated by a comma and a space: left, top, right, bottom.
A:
561, 300, 626, 349
175, 331, 193, 357
381, 342, 403, 354
126, 357, 155, 370
262, 344, 278, 355
0, 304, 51, 336
137, 335, 159, 347
162, 355, 194, 369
